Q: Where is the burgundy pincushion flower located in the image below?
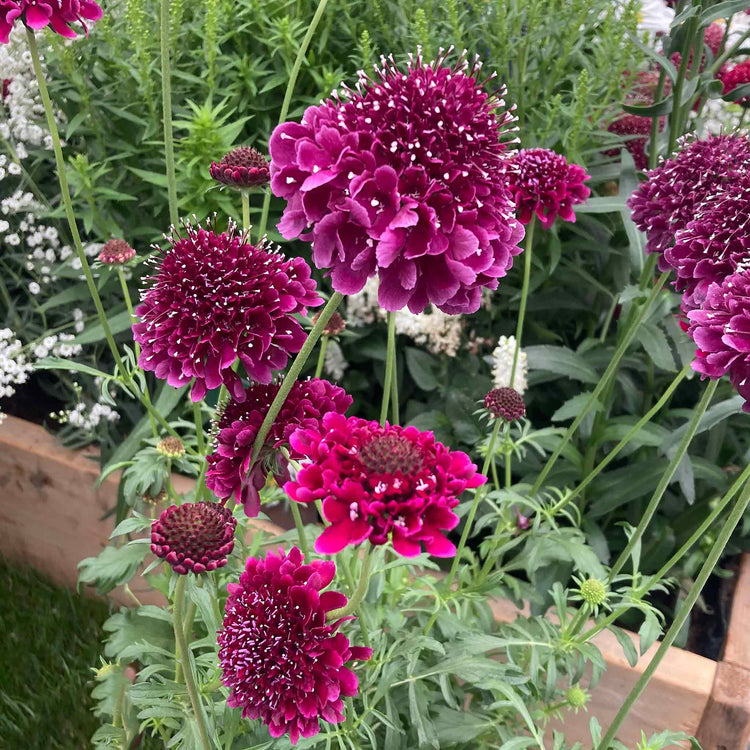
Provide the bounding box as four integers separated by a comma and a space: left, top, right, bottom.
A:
98, 238, 136, 265
607, 114, 661, 171
284, 413, 486, 557
1, 78, 9, 100
506, 148, 590, 229
484, 387, 525, 421
209, 146, 271, 189
666, 177, 750, 309
627, 134, 750, 259
150, 502, 237, 575
0, 0, 102, 44
269, 51, 524, 315
218, 547, 372, 745
206, 378, 352, 517
721, 61, 750, 106
687, 269, 750, 412
133, 220, 322, 402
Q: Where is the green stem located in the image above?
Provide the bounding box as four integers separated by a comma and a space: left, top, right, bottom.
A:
510, 216, 534, 388
380, 312, 397, 426
596, 475, 750, 750
608, 378, 718, 582
250, 293, 344, 466
647, 69, 666, 170
328, 544, 371, 620
290, 501, 309, 561
667, 16, 699, 155
193, 401, 205, 455
160, 0, 178, 227
529, 272, 670, 497
172, 577, 212, 750
241, 190, 250, 232
257, 0, 330, 239
26, 29, 129, 384
390, 349, 400, 425
314, 335, 329, 379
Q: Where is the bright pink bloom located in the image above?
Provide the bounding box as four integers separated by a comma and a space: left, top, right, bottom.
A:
721, 61, 750, 106
507, 148, 590, 229
206, 378, 352, 517
687, 269, 750, 412
284, 413, 486, 557
133, 220, 321, 402
0, 0, 102, 44
218, 547, 372, 745
269, 51, 524, 315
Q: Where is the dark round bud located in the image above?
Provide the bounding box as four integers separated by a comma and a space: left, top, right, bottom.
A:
484, 387, 525, 421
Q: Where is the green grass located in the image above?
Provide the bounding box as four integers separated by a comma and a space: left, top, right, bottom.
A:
0, 556, 110, 749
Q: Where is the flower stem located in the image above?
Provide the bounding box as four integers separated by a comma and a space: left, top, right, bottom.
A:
328, 544, 371, 620
241, 190, 250, 233
510, 215, 534, 388
608, 378, 718, 582
159, 0, 178, 227
380, 312, 397, 426
595, 474, 750, 750
257, 0, 330, 239
290, 501, 309, 562
647, 69, 667, 170
172, 576, 212, 750
667, 15, 699, 155
25, 29, 129, 385
250, 293, 344, 466
314, 335, 329, 378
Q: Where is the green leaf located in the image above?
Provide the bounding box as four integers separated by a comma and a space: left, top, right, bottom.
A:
638, 611, 662, 655
39, 285, 91, 312
405, 347, 439, 391
409, 679, 439, 748
637, 322, 677, 372
128, 166, 169, 187
700, 0, 750, 26
622, 97, 673, 117
433, 708, 489, 744
34, 356, 117, 381
70, 309, 133, 345
550, 392, 603, 422
723, 82, 750, 104
78, 541, 148, 594
525, 345, 599, 384
574, 196, 626, 214
626, 32, 679, 82
610, 626, 639, 668
110, 514, 152, 539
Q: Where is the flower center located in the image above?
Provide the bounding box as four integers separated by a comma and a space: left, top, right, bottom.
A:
358, 433, 424, 476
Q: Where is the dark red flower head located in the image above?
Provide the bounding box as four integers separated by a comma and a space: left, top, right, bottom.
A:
1, 78, 10, 100
270, 50, 524, 315
206, 378, 352, 517
484, 387, 526, 421
721, 61, 750, 107
0, 0, 102, 44
284, 413, 486, 557
607, 113, 661, 171
133, 219, 322, 402
150, 502, 237, 575
627, 134, 750, 259
507, 148, 590, 229
312, 311, 346, 336
687, 268, 750, 412
218, 547, 372, 745
98, 238, 136, 265
209, 146, 271, 189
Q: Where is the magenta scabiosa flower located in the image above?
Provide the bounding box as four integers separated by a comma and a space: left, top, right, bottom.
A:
507, 148, 590, 229
269, 50, 524, 315
98, 238, 136, 265
0, 0, 102, 44
627, 134, 750, 259
150, 502, 237, 575
484, 387, 525, 421
721, 61, 750, 106
218, 547, 372, 745
687, 269, 750, 412
133, 219, 322, 402
284, 413, 486, 557
209, 146, 271, 189
206, 378, 352, 517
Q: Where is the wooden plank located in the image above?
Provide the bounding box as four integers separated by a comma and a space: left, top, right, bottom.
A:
723, 552, 750, 669
695, 661, 750, 749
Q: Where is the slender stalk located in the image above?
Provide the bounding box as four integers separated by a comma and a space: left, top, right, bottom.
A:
608, 378, 718, 582
26, 29, 129, 383
380, 312, 397, 426
314, 335, 329, 378
647, 69, 666, 170
504, 421, 512, 488
241, 190, 250, 232
596, 476, 750, 750
667, 16, 699, 155
390, 350, 400, 425
257, 0, 330, 239
328, 544, 371, 620
510, 216, 535, 388
160, 0, 179, 226
250, 293, 343, 465
193, 401, 205, 454
172, 576, 212, 750
290, 501, 309, 561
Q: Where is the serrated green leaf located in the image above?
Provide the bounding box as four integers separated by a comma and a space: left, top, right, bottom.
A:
638, 610, 662, 655
525, 345, 599, 384
78, 542, 148, 594
610, 625, 639, 667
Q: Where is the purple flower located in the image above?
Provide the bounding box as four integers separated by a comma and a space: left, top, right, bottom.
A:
687, 269, 750, 412
269, 51, 524, 315
209, 146, 270, 189
484, 387, 525, 421
1, 0, 102, 44
133, 220, 322, 402
98, 238, 136, 265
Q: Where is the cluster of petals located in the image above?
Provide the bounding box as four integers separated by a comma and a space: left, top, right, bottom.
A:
218, 547, 372, 745
284, 413, 486, 557
206, 378, 352, 517
0, 0, 102, 44
506, 148, 590, 229
209, 146, 270, 189
627, 134, 750, 259
133, 219, 321, 402
721, 61, 750, 106
269, 50, 524, 315
687, 269, 750, 412
98, 238, 136, 265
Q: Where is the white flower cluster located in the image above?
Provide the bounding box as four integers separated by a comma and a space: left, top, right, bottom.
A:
31, 333, 83, 359
696, 98, 745, 137
64, 401, 120, 431
0, 328, 32, 400
636, 0, 673, 36
491, 335, 528, 395
323, 340, 348, 381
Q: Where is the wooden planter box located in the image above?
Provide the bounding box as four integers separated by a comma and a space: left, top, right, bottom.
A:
1, 415, 747, 748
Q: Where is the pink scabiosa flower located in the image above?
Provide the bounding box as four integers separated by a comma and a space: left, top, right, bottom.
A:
506, 148, 590, 229
284, 413, 486, 557
206, 378, 352, 517
98, 238, 136, 265
209, 146, 271, 189
133, 219, 322, 402
627, 134, 750, 259
218, 547, 372, 745
666, 176, 750, 309
687, 268, 750, 412
721, 61, 750, 107
150, 502, 237, 575
0, 0, 102, 44
269, 50, 524, 315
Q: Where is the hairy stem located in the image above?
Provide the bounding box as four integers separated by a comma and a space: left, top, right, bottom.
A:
328, 544, 371, 620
